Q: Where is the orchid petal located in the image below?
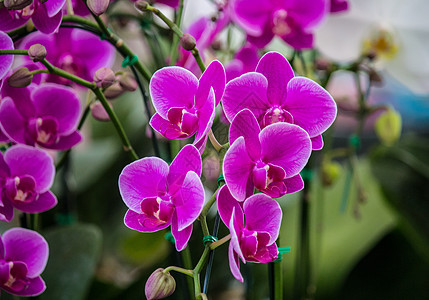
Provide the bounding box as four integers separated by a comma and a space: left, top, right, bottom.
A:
217, 185, 243, 229
310, 135, 324, 150
228, 243, 243, 282
284, 174, 304, 194
195, 60, 226, 107
171, 215, 193, 251
0, 31, 13, 81
13, 190, 57, 213
31, 6, 62, 34
194, 88, 215, 153
231, 0, 274, 36
0, 97, 28, 145
124, 210, 171, 232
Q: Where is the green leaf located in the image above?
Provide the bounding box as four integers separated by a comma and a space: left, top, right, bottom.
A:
41, 224, 102, 300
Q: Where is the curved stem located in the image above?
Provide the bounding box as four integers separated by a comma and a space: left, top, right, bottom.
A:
169, 0, 184, 64
163, 266, 193, 277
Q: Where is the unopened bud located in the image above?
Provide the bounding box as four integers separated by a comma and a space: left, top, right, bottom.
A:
145, 268, 176, 300
118, 72, 137, 91
368, 68, 383, 86
180, 33, 196, 51
4, 0, 32, 10
315, 58, 330, 71
202, 156, 220, 182
135, 0, 149, 11
94, 67, 116, 89
90, 101, 111, 121
104, 82, 124, 99
375, 107, 401, 146
320, 160, 341, 187
8, 67, 33, 87
28, 44, 47, 62
87, 0, 109, 16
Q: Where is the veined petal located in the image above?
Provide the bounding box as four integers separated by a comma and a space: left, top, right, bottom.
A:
13, 190, 57, 213
285, 77, 337, 138
150, 67, 198, 119
46, 131, 82, 151
256, 52, 295, 106
193, 88, 215, 154
228, 243, 243, 282
32, 84, 81, 135
119, 157, 169, 212
260, 123, 311, 177
150, 113, 189, 140
171, 216, 193, 251
229, 109, 261, 161
223, 137, 255, 201
0, 31, 13, 81
284, 174, 304, 194
217, 185, 243, 229
4, 145, 55, 193
310, 135, 324, 150
172, 171, 204, 231
168, 144, 202, 194
229, 207, 245, 262
32, 5, 62, 34
2, 228, 48, 277
0, 9, 26, 32
243, 194, 282, 244
44, 0, 66, 17
124, 209, 171, 232
0, 97, 28, 145
195, 60, 226, 107
222, 72, 270, 122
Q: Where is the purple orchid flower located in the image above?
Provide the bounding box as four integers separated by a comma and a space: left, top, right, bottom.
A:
149, 60, 226, 153
222, 51, 337, 150
217, 185, 282, 282
225, 44, 260, 82
119, 144, 204, 251
223, 109, 311, 201
231, 0, 327, 49
20, 28, 115, 85
0, 83, 82, 151
0, 145, 57, 222
0, 227, 49, 296
0, 0, 65, 34
0, 31, 14, 82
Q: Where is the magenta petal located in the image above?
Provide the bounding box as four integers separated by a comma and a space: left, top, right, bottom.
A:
229, 207, 245, 261
0, 9, 27, 31
0, 97, 27, 145
193, 88, 215, 153
31, 6, 62, 34
195, 60, 226, 107
256, 52, 295, 106
171, 217, 192, 252
285, 77, 337, 137
119, 157, 169, 212
222, 72, 270, 122
44, 0, 66, 17
0, 152, 10, 178
11, 276, 46, 297
150, 113, 188, 140
281, 30, 314, 50
1, 83, 36, 119
156, 0, 179, 8
284, 174, 304, 194
124, 210, 171, 232
0, 31, 13, 80
229, 109, 261, 161
310, 135, 324, 150
232, 0, 273, 36
168, 144, 202, 194
5, 145, 55, 193
172, 171, 204, 231
150, 67, 198, 119
228, 243, 243, 282
246, 21, 275, 49
243, 194, 282, 244
47, 131, 82, 151
32, 84, 81, 135
0, 194, 14, 222
223, 137, 255, 201
259, 123, 311, 177
2, 228, 48, 277
13, 190, 57, 213
286, 0, 327, 29
217, 185, 242, 229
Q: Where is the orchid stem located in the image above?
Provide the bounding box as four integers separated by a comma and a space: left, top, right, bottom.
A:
0, 49, 28, 55
208, 129, 223, 152
209, 234, 230, 250
169, 0, 184, 65
164, 266, 193, 277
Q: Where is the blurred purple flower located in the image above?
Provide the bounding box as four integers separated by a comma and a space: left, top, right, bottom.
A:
119, 144, 204, 251
0, 83, 82, 150
222, 51, 337, 150
231, 0, 327, 49
225, 44, 260, 82
149, 60, 225, 153
0, 145, 57, 222
0, 31, 14, 82
217, 185, 282, 282
0, 227, 49, 296
330, 0, 349, 13
20, 28, 115, 85
223, 109, 311, 201
0, 0, 65, 34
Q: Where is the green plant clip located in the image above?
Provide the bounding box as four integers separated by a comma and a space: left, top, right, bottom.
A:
273, 246, 291, 263
164, 231, 175, 244
121, 55, 139, 68
349, 134, 361, 150
203, 235, 218, 246
99, 28, 111, 41
217, 174, 225, 186
300, 168, 314, 182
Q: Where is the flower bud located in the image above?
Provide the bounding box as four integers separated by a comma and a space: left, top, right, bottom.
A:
118, 72, 137, 91
202, 156, 220, 182
135, 0, 149, 11
90, 101, 111, 121
180, 33, 196, 51
87, 0, 109, 16
104, 82, 124, 99
8, 67, 33, 87
145, 268, 176, 300
28, 44, 47, 62
320, 160, 341, 187
4, 0, 32, 10
94, 67, 116, 89
375, 107, 401, 146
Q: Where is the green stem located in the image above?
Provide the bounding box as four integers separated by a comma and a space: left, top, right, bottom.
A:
193, 246, 211, 299
181, 247, 195, 299
0, 49, 28, 55
169, 0, 184, 64
163, 266, 193, 277
209, 234, 230, 250
40, 59, 95, 88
